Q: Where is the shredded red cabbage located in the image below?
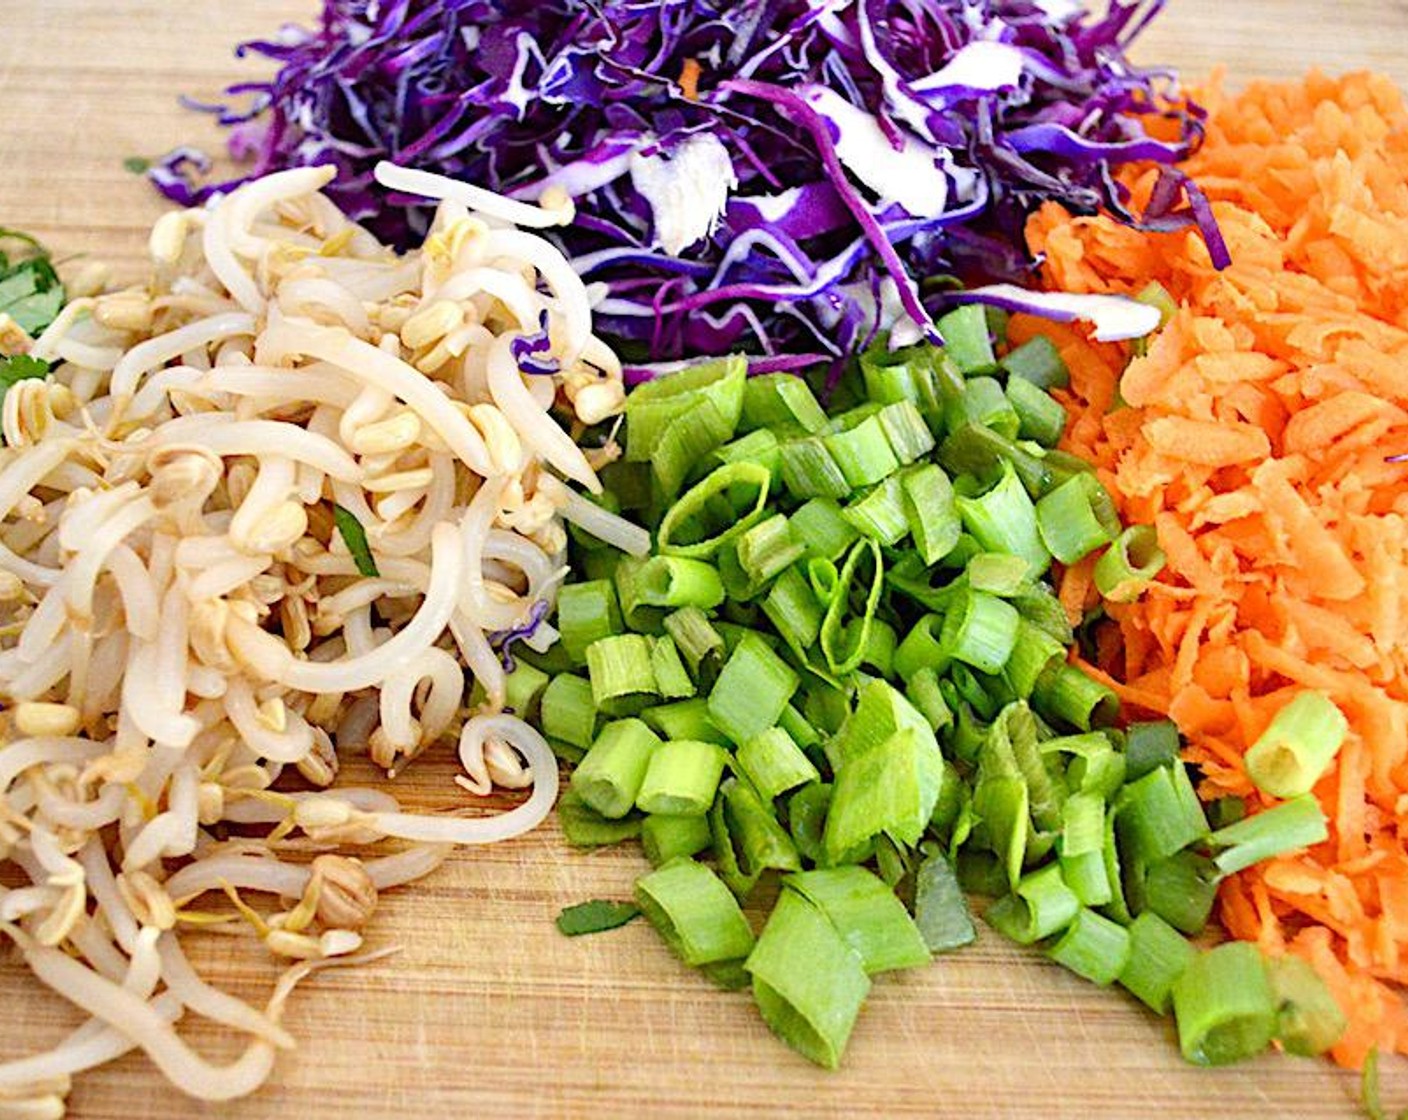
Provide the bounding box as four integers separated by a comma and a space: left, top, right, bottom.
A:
158, 0, 1223, 360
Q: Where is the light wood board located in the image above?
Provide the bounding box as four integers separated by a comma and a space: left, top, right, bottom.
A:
1, 3, 1406, 1117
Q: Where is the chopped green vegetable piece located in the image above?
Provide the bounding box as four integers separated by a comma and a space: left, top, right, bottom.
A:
789, 497, 859, 561
956, 460, 1050, 578
900, 462, 962, 565
123, 155, 153, 174
641, 697, 729, 746
745, 889, 871, 1070
1094, 523, 1166, 603
913, 844, 977, 953
1173, 942, 1276, 1066
894, 614, 947, 681
716, 776, 802, 879
1035, 474, 1118, 565
1144, 850, 1219, 935
819, 537, 884, 677
540, 674, 598, 750
1003, 618, 1066, 699
905, 667, 953, 735
632, 556, 725, 611
649, 636, 694, 699
937, 423, 1054, 500
557, 580, 622, 665
625, 354, 746, 463
736, 513, 805, 585
1124, 719, 1181, 782
651, 396, 736, 496
1117, 765, 1209, 866
940, 588, 1020, 675
571, 718, 661, 819
1244, 690, 1348, 799
762, 565, 823, 659
946, 375, 1019, 439
706, 631, 799, 746
1119, 913, 1198, 1014
985, 863, 1081, 945
741, 371, 828, 434
737, 726, 820, 803
785, 867, 930, 974
876, 399, 936, 464
641, 813, 714, 867
636, 857, 756, 971
842, 474, 910, 545
827, 679, 932, 769
662, 606, 725, 686
657, 461, 772, 559
711, 428, 783, 486
824, 409, 901, 488
557, 788, 642, 848
825, 727, 943, 862
556, 900, 642, 937
1004, 376, 1067, 447
635, 739, 729, 817
1047, 907, 1130, 986
936, 304, 999, 375
332, 504, 379, 577
779, 435, 851, 500
1268, 954, 1347, 1057
1000, 334, 1069, 390
1210, 794, 1329, 877
501, 660, 549, 717
586, 634, 658, 712
1032, 663, 1119, 731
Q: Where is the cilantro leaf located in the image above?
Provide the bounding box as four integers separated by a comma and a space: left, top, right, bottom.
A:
555, 900, 641, 937
123, 156, 153, 174
0, 231, 64, 335
332, 503, 380, 578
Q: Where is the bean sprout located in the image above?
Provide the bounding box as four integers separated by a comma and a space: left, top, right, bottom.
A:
0, 165, 643, 1113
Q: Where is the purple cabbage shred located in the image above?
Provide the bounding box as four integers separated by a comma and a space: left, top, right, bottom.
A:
158, 0, 1222, 360
486, 598, 551, 673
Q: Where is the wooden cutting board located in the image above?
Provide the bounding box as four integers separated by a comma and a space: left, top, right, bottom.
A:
2, 3, 1406, 1117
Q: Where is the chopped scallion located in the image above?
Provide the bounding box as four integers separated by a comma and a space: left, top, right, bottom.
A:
635, 739, 729, 817
1172, 942, 1276, 1066
1243, 690, 1348, 800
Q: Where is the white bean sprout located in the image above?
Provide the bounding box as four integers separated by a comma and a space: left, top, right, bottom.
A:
0, 165, 643, 1114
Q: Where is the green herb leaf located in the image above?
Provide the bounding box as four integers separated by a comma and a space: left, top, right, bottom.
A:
123, 156, 153, 174
0, 231, 64, 335
0, 354, 51, 445
555, 899, 641, 937
332, 503, 379, 577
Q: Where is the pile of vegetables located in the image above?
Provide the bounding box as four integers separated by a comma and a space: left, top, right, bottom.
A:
520, 314, 1344, 1068
157, 0, 1224, 363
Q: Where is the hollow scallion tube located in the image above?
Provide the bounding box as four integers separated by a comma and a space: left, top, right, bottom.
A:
1035, 474, 1118, 565
717, 777, 802, 879
741, 371, 828, 433
1267, 954, 1347, 1057
1047, 907, 1130, 986
936, 304, 999, 375
641, 698, 729, 746
625, 353, 746, 461
1243, 691, 1348, 799
905, 667, 954, 735
843, 474, 910, 546
650, 636, 695, 700
502, 660, 550, 717
1059, 791, 1111, 906
632, 555, 726, 610
901, 463, 962, 565
940, 589, 1020, 675
1000, 334, 1069, 389
825, 728, 943, 860
652, 396, 734, 496
956, 460, 1050, 577
635, 740, 730, 817
1003, 619, 1066, 699
1117, 765, 1209, 865
710, 427, 783, 486
570, 718, 663, 819
735, 513, 806, 588
945, 376, 1020, 440
785, 867, 931, 974
1118, 913, 1198, 1014
1173, 942, 1277, 1066
738, 726, 821, 802
556, 579, 622, 665
824, 409, 901, 488
540, 673, 598, 750
877, 399, 936, 464
1124, 719, 1181, 781
1032, 663, 1119, 731
762, 565, 824, 658
641, 813, 715, 867
656, 461, 771, 559
745, 889, 871, 1070
1004, 375, 1067, 447
1094, 523, 1166, 603
894, 614, 948, 681
789, 497, 859, 562
985, 863, 1081, 945
1210, 794, 1329, 876
586, 633, 658, 712
780, 435, 851, 500
663, 606, 725, 685
1144, 850, 1219, 935
706, 631, 800, 746
938, 423, 1054, 500
636, 857, 756, 972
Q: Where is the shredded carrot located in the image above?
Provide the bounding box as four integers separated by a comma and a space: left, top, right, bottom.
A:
1027, 70, 1408, 1069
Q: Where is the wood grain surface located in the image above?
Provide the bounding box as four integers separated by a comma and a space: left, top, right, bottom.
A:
2, 3, 1407, 1117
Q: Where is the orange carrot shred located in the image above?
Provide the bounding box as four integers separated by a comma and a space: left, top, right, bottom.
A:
1029, 71, 1408, 1070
